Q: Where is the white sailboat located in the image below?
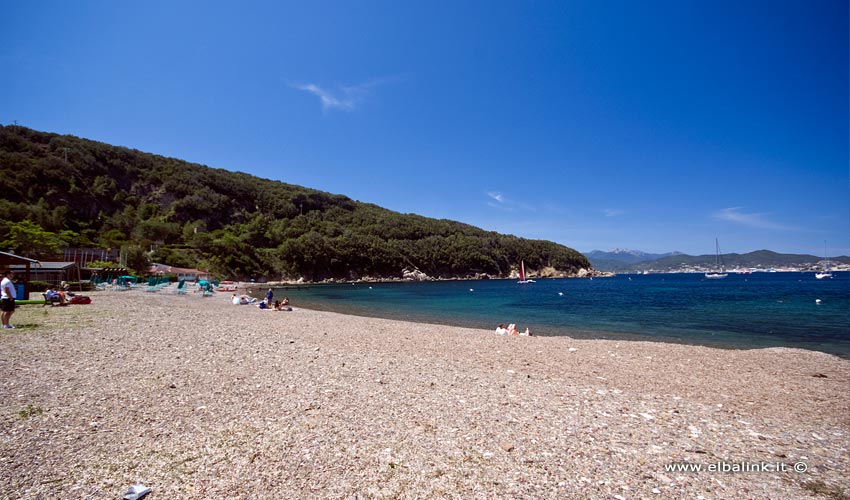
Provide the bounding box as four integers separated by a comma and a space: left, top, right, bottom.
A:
815, 241, 833, 279
517, 260, 536, 284
705, 238, 728, 279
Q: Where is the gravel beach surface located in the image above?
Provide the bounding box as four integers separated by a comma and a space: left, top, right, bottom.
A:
1, 288, 848, 499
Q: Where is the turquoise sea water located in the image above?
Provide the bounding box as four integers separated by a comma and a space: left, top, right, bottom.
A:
269, 272, 850, 358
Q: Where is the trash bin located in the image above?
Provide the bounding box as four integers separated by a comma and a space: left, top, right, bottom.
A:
14, 283, 25, 300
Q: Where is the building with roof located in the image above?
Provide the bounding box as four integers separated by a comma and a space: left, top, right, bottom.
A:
148, 263, 213, 282
8, 261, 81, 289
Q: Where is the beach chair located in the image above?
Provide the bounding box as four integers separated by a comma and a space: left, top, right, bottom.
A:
42, 292, 62, 307
175, 280, 187, 294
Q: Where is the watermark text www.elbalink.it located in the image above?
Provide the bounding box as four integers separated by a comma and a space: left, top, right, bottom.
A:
664, 461, 808, 474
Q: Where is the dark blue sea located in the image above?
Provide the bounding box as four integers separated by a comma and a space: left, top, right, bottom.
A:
269, 272, 850, 358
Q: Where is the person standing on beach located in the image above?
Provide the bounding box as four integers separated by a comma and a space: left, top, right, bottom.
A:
1, 270, 17, 329
266, 288, 274, 306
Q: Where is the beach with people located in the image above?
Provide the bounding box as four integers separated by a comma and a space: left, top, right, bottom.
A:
0, 288, 848, 499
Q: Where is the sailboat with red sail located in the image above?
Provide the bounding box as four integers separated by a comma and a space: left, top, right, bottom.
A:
517, 260, 535, 284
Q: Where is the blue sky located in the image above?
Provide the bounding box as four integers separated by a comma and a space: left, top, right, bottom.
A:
2, 1, 848, 256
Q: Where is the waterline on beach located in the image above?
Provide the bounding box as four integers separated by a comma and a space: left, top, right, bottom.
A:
267, 273, 850, 358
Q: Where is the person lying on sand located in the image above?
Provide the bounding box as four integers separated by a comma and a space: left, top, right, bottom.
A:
231, 293, 255, 305
275, 297, 292, 311
497, 323, 531, 336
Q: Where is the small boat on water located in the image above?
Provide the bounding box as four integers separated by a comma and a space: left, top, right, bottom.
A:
517, 260, 536, 284
217, 280, 238, 291
816, 241, 833, 280
705, 238, 728, 279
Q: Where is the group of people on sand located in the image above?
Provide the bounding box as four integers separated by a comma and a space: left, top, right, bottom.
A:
45, 282, 77, 306
495, 323, 532, 336
265, 288, 292, 311
231, 289, 292, 311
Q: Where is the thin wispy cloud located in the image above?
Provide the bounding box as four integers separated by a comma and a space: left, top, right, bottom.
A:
485, 191, 535, 212
712, 207, 796, 230
289, 76, 401, 113
291, 83, 356, 112
604, 208, 625, 217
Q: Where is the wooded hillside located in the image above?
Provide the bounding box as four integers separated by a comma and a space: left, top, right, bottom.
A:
0, 125, 590, 281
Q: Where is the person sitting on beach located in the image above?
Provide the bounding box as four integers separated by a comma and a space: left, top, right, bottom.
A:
60, 281, 76, 297
519, 327, 532, 336
276, 296, 292, 311
495, 324, 508, 335
231, 293, 240, 305
257, 300, 270, 309
45, 287, 67, 305
507, 324, 518, 336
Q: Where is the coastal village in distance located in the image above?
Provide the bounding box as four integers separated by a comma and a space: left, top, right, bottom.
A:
644, 262, 850, 275
586, 248, 850, 276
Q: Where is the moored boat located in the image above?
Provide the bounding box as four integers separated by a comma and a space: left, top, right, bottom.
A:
705, 238, 728, 279
217, 280, 239, 291
815, 241, 833, 279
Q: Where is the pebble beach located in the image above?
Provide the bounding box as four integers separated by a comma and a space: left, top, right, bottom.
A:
1, 288, 848, 499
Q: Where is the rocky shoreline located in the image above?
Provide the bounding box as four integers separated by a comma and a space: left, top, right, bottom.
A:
0, 289, 847, 499
247, 266, 613, 288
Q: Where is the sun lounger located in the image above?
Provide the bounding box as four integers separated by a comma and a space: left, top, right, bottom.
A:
42, 293, 62, 306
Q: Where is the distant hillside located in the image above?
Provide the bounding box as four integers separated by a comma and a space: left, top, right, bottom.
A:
591, 249, 850, 273
586, 249, 681, 264
587, 249, 682, 271
0, 125, 590, 281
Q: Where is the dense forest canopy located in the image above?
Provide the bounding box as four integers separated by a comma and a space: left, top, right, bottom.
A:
0, 125, 591, 281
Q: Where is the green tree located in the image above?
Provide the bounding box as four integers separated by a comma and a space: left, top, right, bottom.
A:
0, 220, 66, 259
99, 229, 127, 249
120, 244, 151, 274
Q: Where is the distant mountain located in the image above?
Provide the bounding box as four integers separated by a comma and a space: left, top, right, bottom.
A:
587, 249, 683, 264
586, 249, 682, 270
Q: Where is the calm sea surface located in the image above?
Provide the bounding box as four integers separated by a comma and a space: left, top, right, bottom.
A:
269, 272, 850, 358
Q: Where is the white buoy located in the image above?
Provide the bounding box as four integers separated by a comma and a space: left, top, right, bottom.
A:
469, 288, 474, 292
816, 299, 822, 304
558, 292, 564, 296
